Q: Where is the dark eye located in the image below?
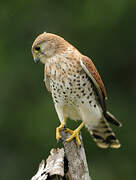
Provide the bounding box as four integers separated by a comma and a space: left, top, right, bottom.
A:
34, 46, 40, 51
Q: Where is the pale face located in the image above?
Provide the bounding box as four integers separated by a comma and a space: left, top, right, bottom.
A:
32, 33, 68, 64
32, 41, 56, 64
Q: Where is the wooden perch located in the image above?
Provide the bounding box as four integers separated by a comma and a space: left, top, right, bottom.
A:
60, 130, 91, 180
31, 148, 65, 180
31, 130, 91, 180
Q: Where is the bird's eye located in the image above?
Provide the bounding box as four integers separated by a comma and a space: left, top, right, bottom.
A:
34, 46, 40, 51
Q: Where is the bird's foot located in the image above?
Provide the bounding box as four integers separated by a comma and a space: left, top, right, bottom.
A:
56, 122, 65, 141
65, 122, 85, 146
65, 128, 81, 146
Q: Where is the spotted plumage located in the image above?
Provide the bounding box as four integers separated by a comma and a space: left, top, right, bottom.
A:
32, 32, 121, 148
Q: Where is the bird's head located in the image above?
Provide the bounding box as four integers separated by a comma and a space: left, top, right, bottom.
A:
31, 32, 68, 64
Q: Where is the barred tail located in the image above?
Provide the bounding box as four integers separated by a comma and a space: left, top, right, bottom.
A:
90, 118, 121, 148
104, 111, 122, 127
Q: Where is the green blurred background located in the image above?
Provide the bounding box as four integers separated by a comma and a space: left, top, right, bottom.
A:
0, 0, 136, 179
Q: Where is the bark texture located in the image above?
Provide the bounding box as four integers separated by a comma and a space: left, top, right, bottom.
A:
60, 130, 91, 180
31, 130, 91, 180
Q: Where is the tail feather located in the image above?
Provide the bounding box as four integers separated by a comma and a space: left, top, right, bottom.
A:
104, 111, 122, 127
90, 118, 121, 148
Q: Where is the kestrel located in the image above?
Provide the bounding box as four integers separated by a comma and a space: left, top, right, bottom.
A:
32, 32, 121, 148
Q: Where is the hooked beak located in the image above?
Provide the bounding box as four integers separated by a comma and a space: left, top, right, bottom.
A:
34, 57, 40, 64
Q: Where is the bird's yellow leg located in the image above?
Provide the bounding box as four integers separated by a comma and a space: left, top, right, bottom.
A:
65, 122, 85, 146
56, 117, 67, 140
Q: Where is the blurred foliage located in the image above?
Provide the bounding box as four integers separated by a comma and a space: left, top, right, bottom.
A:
0, 0, 136, 179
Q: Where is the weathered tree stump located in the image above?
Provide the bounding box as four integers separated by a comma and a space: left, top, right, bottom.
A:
31, 130, 91, 180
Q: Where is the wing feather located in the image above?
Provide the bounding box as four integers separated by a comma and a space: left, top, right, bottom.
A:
80, 55, 107, 112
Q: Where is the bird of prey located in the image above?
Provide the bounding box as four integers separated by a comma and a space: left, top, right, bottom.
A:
31, 32, 121, 148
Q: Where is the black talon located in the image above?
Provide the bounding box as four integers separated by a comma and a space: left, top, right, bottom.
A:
62, 125, 66, 131
57, 138, 62, 143
78, 144, 81, 148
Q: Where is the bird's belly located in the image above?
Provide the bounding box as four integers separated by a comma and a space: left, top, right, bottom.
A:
63, 104, 81, 120
79, 101, 102, 129
50, 71, 102, 125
